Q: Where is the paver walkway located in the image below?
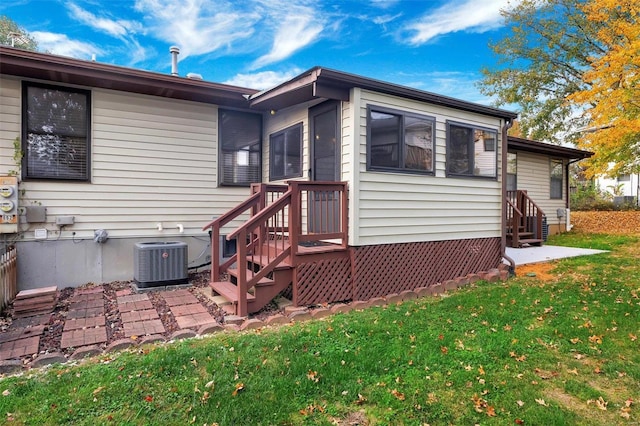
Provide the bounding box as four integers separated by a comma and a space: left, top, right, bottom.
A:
0, 285, 221, 362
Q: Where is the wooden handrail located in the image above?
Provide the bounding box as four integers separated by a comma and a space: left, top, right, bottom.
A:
227, 189, 293, 240
202, 191, 262, 231
507, 190, 546, 247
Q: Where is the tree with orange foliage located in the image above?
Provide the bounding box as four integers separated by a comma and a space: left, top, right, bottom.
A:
568, 0, 640, 177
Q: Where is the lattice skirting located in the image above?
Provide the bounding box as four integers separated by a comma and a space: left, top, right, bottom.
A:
352, 238, 501, 301
295, 256, 353, 306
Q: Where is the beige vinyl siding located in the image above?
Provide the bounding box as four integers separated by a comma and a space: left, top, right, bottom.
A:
352, 89, 504, 246
514, 151, 566, 228
0, 77, 251, 240
0, 78, 21, 171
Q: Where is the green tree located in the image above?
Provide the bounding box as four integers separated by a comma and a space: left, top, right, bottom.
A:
478, 0, 603, 144
0, 15, 38, 51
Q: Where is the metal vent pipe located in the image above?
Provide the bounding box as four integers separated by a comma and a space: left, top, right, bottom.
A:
169, 46, 180, 76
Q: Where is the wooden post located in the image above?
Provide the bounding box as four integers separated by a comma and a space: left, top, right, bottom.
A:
237, 228, 248, 317
211, 224, 220, 282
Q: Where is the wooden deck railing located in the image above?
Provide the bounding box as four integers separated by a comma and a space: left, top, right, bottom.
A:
204, 181, 348, 316
0, 245, 17, 314
505, 190, 545, 248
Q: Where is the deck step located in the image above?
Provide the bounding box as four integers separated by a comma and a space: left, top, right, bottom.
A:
209, 281, 255, 303
228, 268, 276, 286
506, 232, 534, 238
245, 255, 291, 269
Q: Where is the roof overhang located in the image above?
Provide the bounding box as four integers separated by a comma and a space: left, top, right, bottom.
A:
250, 66, 519, 120
508, 136, 593, 160
0, 46, 257, 109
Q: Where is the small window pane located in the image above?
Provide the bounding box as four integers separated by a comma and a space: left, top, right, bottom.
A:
447, 125, 473, 175
24, 84, 90, 181
219, 109, 262, 186
507, 152, 517, 191
473, 130, 497, 177
447, 123, 497, 178
404, 116, 433, 172
269, 123, 302, 180
370, 111, 400, 169
550, 159, 563, 199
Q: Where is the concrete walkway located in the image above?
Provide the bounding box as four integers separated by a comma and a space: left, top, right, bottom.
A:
505, 245, 608, 266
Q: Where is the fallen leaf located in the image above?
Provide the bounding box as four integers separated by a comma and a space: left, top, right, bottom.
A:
144, 395, 153, 402
534, 368, 558, 379
306, 370, 319, 383
567, 368, 579, 375
588, 335, 603, 345
515, 419, 525, 425
486, 405, 497, 417
535, 398, 548, 406
629, 334, 637, 341
391, 389, 405, 401
93, 386, 105, 396
441, 346, 449, 354
570, 337, 581, 344
478, 366, 485, 375
232, 383, 244, 396
355, 393, 367, 405
2, 390, 9, 397
595, 396, 608, 411
204, 380, 215, 389
516, 400, 525, 407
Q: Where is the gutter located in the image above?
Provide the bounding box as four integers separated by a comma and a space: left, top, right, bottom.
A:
501, 119, 516, 276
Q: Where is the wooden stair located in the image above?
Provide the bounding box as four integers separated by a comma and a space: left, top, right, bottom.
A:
209, 244, 294, 315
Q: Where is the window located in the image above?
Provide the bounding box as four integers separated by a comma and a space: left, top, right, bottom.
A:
507, 152, 517, 191
23, 82, 91, 181
270, 123, 302, 180
367, 106, 434, 173
550, 159, 563, 199
446, 122, 497, 178
618, 174, 631, 182
219, 109, 262, 186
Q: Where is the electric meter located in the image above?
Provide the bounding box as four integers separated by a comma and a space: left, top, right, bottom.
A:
0, 200, 14, 212
0, 176, 18, 233
0, 186, 14, 198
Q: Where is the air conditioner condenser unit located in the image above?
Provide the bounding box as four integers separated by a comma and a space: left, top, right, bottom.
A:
134, 241, 188, 288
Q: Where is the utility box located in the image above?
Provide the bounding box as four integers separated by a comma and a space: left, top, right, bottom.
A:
0, 176, 18, 233
133, 242, 188, 288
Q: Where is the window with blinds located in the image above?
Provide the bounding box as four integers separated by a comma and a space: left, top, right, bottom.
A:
219, 109, 262, 186
23, 83, 91, 181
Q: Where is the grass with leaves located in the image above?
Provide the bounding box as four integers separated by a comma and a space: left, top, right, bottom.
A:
1, 232, 639, 425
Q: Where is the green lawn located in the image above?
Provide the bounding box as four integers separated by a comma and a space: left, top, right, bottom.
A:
1, 232, 639, 425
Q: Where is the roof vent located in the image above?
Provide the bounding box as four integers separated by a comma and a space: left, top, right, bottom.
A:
169, 46, 180, 76
186, 72, 203, 80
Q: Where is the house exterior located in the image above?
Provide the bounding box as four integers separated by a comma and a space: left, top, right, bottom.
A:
596, 170, 640, 207
507, 136, 593, 235
1, 46, 523, 311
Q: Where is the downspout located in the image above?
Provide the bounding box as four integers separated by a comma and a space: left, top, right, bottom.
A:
501, 119, 516, 276
566, 158, 583, 231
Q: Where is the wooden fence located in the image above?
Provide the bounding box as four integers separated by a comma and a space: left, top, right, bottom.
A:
0, 245, 17, 314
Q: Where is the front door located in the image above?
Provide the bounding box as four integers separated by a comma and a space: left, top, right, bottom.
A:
309, 101, 340, 234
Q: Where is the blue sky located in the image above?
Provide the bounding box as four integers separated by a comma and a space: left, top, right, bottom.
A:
2, 0, 516, 105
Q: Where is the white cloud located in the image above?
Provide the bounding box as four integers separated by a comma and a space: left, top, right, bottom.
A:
404, 0, 511, 45
31, 31, 103, 59
223, 68, 303, 90
370, 0, 401, 9
251, 12, 324, 69
134, 0, 260, 60
372, 13, 403, 25
67, 3, 143, 38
